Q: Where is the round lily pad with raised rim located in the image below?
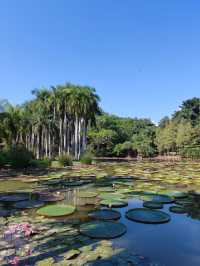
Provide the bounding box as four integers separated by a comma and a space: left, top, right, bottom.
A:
175, 198, 193, 206
0, 194, 29, 202
78, 192, 98, 198
14, 200, 44, 209
143, 201, 163, 209
100, 199, 128, 208
172, 192, 188, 199
37, 204, 75, 217
169, 205, 187, 214
79, 221, 126, 239
97, 188, 114, 193
99, 193, 125, 200
39, 193, 64, 202
152, 195, 174, 204
63, 181, 85, 187
126, 208, 170, 224
89, 209, 121, 220
0, 209, 10, 217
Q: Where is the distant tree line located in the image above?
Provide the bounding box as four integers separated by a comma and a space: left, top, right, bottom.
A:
0, 86, 200, 161
87, 97, 200, 158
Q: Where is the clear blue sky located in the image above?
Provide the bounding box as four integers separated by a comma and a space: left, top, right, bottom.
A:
0, 0, 200, 123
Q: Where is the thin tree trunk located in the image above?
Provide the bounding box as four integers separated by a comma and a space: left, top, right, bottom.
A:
78, 119, 81, 160
74, 116, 78, 160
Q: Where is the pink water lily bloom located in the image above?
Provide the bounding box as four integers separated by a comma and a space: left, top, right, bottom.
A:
9, 256, 20, 265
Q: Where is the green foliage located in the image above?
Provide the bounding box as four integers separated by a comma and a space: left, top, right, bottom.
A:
173, 97, 200, 125
29, 158, 51, 168
180, 147, 200, 159
114, 141, 136, 157
0, 152, 7, 167
176, 121, 194, 148
156, 121, 177, 154
88, 128, 118, 156
6, 145, 34, 168
80, 152, 93, 164
89, 114, 157, 157
57, 154, 73, 167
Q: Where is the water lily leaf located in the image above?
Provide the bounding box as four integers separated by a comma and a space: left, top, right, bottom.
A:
99, 193, 125, 200
39, 193, 64, 202
37, 204, 75, 217
14, 200, 44, 209
169, 205, 187, 214
143, 201, 163, 209
97, 188, 114, 193
79, 221, 126, 239
89, 209, 121, 220
0, 209, 10, 217
0, 194, 29, 202
152, 195, 174, 204
78, 192, 98, 198
36, 258, 55, 266
100, 199, 128, 208
126, 208, 171, 224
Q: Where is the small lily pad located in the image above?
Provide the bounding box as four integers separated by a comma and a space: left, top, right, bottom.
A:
89, 209, 121, 220
143, 201, 163, 209
169, 205, 187, 214
79, 221, 126, 239
100, 199, 128, 208
126, 208, 170, 224
37, 204, 75, 217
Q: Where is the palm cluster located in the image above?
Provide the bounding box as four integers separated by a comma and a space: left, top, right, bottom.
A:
0, 83, 101, 159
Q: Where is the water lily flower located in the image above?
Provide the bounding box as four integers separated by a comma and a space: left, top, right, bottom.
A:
9, 256, 20, 265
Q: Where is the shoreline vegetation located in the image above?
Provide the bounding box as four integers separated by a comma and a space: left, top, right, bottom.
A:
0, 84, 200, 169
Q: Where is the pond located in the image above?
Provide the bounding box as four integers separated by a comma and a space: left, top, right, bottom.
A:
0, 161, 200, 266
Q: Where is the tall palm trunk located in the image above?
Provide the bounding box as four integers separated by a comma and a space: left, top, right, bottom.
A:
74, 115, 79, 160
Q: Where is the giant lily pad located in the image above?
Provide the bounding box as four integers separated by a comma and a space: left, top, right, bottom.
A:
97, 188, 114, 193
78, 192, 98, 198
89, 209, 121, 220
0, 209, 10, 217
63, 180, 85, 187
100, 199, 128, 208
143, 201, 163, 209
39, 193, 64, 202
152, 195, 174, 204
37, 204, 75, 217
169, 205, 187, 214
0, 194, 29, 202
79, 221, 126, 239
126, 208, 170, 224
175, 198, 193, 206
99, 193, 125, 200
14, 200, 44, 209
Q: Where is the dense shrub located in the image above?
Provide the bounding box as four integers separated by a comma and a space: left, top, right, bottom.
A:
57, 154, 73, 167
30, 159, 51, 168
0, 152, 7, 168
7, 145, 34, 169
80, 152, 93, 165
180, 147, 200, 159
